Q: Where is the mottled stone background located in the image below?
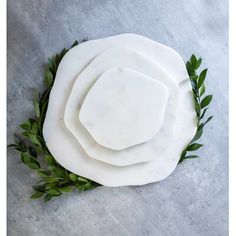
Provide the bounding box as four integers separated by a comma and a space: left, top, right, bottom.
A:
7, 0, 228, 235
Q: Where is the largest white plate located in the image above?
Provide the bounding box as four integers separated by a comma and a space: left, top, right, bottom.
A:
43, 33, 197, 186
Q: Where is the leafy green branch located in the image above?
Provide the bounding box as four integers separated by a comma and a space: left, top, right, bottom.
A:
178, 55, 213, 164
8, 41, 99, 202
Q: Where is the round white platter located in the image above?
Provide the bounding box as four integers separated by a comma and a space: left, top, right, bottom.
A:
43, 33, 196, 187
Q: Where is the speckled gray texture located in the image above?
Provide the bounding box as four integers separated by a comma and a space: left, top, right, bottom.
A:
7, 0, 228, 235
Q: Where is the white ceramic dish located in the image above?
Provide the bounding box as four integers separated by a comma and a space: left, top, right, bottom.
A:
79, 66, 169, 151
65, 47, 180, 166
43, 33, 196, 186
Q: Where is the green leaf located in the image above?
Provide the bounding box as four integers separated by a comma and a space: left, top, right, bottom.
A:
203, 116, 213, 126
28, 134, 41, 146
71, 40, 79, 48
22, 131, 30, 137
31, 191, 44, 199
44, 70, 54, 87
200, 95, 213, 109
45, 154, 55, 165
52, 168, 66, 178
19, 120, 31, 130
19, 124, 30, 130
195, 58, 202, 69
29, 155, 39, 163
193, 98, 200, 117
27, 162, 40, 170
89, 183, 100, 190
40, 100, 48, 116
43, 177, 58, 183
76, 181, 92, 191
187, 143, 203, 151
38, 101, 48, 132
76, 183, 88, 190
199, 83, 206, 97
78, 177, 89, 183
200, 108, 208, 120
59, 187, 72, 193
191, 127, 203, 143
48, 188, 60, 196
45, 183, 57, 190
33, 184, 46, 192
55, 53, 61, 64
181, 149, 187, 159
190, 54, 197, 68
37, 136, 45, 146
60, 48, 68, 58
44, 193, 53, 202
48, 57, 56, 73
40, 88, 50, 104
30, 158, 40, 168
33, 97, 40, 118
7, 144, 18, 149
181, 155, 200, 161
31, 122, 38, 134
58, 180, 69, 186
37, 170, 50, 178
47, 164, 56, 171
21, 152, 31, 164
186, 61, 195, 76
69, 173, 78, 182
197, 69, 207, 89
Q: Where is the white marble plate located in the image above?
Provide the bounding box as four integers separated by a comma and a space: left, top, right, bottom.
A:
43, 33, 196, 186
79, 66, 169, 151
64, 47, 180, 166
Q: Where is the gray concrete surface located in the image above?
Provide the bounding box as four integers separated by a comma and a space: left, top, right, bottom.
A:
7, 0, 228, 235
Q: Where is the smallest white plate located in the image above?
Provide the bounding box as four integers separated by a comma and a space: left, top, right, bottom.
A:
79, 66, 169, 151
